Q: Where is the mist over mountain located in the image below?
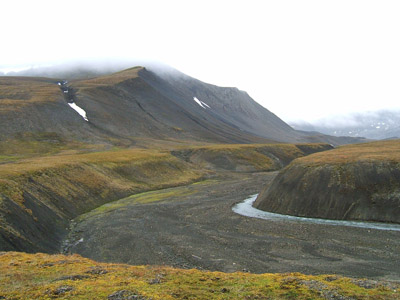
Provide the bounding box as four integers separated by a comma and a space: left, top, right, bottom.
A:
0, 61, 145, 80
290, 110, 400, 140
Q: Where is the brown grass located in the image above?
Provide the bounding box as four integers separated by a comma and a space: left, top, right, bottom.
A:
0, 148, 166, 177
0, 142, 330, 177
0, 77, 60, 111
74, 66, 143, 88
296, 139, 400, 165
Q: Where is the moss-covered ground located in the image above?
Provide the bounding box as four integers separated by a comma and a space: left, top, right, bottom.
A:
0, 252, 398, 300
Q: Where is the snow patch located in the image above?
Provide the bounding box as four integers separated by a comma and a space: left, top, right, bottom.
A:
68, 102, 89, 121
193, 97, 210, 109
201, 101, 210, 108
73, 238, 84, 247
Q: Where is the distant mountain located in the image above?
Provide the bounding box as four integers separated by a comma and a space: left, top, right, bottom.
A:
290, 110, 400, 140
0, 65, 365, 146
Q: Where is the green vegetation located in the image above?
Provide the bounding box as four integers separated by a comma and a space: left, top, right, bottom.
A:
78, 187, 197, 221
0, 252, 397, 299
77, 177, 222, 221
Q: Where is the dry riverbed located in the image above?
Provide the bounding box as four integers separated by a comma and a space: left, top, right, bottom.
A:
64, 172, 400, 281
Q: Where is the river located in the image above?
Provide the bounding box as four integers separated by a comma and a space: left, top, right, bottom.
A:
233, 194, 400, 232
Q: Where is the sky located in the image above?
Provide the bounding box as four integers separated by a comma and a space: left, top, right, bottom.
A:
1, 0, 400, 122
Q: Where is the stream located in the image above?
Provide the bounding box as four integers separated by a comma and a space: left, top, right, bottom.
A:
233, 194, 400, 232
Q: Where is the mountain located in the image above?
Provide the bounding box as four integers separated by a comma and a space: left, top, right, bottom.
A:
0, 65, 365, 147
290, 110, 400, 140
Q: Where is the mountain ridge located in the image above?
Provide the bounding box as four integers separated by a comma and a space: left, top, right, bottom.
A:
0, 65, 368, 149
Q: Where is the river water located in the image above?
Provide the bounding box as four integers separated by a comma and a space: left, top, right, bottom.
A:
233, 194, 400, 232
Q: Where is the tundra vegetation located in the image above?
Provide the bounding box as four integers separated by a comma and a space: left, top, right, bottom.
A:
0, 252, 398, 300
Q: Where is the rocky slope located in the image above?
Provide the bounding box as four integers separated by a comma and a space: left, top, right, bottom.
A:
254, 140, 400, 223
0, 66, 365, 147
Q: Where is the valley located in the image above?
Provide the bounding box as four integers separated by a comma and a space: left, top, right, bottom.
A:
0, 65, 399, 299
64, 171, 400, 280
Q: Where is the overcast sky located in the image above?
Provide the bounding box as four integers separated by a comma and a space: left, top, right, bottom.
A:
1, 0, 399, 122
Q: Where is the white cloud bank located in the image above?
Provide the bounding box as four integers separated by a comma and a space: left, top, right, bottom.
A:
1, 0, 399, 122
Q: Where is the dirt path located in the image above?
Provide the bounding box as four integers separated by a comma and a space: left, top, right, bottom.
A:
65, 172, 400, 281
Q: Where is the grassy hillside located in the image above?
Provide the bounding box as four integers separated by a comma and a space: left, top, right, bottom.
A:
0, 77, 60, 111
74, 66, 143, 88
296, 139, 400, 165
0, 252, 398, 300
255, 139, 400, 223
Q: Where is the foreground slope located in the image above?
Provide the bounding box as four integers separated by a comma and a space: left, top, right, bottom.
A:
0, 252, 398, 300
254, 139, 400, 223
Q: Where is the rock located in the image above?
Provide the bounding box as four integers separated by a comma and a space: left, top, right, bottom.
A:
54, 285, 73, 295
85, 267, 108, 275
108, 290, 149, 300
54, 274, 90, 281
350, 278, 400, 291
300, 280, 354, 300
350, 279, 380, 289
40, 263, 54, 268
148, 278, 161, 285
148, 274, 163, 285
324, 275, 340, 282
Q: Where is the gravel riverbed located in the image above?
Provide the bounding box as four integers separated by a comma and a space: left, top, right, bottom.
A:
65, 172, 400, 281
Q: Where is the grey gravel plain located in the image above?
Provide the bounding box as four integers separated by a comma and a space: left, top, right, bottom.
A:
66, 172, 400, 281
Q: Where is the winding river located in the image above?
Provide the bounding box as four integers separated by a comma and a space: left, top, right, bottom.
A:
233, 194, 400, 232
